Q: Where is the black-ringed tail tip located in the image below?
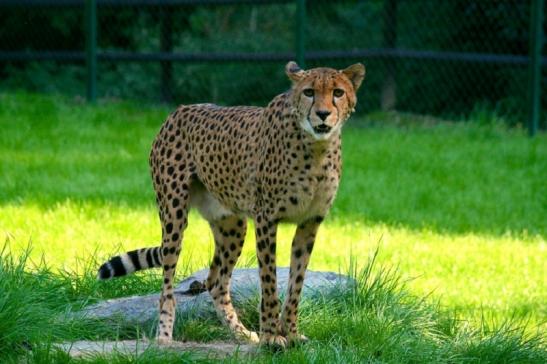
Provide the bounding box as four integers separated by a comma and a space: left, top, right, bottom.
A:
97, 247, 162, 280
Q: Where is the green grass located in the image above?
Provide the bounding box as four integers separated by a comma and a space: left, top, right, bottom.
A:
0, 91, 545, 363
1, 247, 545, 363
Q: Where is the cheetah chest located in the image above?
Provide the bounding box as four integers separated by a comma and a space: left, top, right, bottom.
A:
278, 174, 339, 224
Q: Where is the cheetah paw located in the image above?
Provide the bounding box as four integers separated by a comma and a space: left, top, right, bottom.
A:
287, 333, 309, 345
156, 336, 173, 345
235, 330, 260, 344
259, 333, 288, 349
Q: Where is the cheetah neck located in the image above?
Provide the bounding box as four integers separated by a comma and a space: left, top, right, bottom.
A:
251, 92, 343, 221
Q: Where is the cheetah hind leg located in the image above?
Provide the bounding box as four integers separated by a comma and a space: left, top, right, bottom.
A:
156, 180, 191, 344
206, 215, 259, 344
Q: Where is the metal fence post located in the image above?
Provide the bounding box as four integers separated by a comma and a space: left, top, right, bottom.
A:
85, 0, 97, 102
160, 6, 173, 104
527, 0, 544, 137
296, 0, 306, 68
381, 0, 397, 111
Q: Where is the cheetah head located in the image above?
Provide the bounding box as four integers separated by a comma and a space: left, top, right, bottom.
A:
286, 61, 365, 141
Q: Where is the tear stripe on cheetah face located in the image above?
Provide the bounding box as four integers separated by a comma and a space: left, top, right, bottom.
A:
97, 61, 366, 347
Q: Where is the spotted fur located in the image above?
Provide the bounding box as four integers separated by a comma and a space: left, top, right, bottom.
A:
98, 61, 365, 347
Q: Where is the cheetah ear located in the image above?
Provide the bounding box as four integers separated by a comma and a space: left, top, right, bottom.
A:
285, 61, 305, 83
341, 63, 366, 91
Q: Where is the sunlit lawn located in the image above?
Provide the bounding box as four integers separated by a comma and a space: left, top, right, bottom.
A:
1, 91, 546, 331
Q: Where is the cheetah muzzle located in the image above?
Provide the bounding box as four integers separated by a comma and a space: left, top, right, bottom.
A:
97, 61, 366, 348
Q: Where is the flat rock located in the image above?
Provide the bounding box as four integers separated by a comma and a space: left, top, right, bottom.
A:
81, 268, 352, 324
55, 339, 256, 359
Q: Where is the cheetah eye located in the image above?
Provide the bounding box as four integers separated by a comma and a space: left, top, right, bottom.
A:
303, 89, 314, 97
333, 89, 345, 97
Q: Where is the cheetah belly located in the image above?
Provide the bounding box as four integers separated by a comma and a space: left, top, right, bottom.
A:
189, 181, 235, 221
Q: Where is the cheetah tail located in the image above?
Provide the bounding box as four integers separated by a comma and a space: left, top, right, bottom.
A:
97, 247, 162, 280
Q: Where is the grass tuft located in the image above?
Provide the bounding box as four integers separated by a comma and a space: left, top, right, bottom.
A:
0, 244, 545, 363
0, 244, 66, 358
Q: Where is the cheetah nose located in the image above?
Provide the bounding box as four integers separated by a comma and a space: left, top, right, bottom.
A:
315, 110, 331, 121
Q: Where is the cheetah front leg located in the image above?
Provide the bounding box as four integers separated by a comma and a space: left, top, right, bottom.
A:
280, 216, 322, 344
254, 214, 287, 348
206, 215, 259, 343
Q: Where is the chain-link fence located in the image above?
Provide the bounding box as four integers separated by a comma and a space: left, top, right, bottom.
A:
0, 0, 545, 130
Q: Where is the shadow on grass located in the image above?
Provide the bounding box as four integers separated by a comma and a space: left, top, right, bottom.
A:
1, 92, 546, 238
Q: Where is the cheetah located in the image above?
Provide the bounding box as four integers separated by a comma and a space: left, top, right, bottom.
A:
98, 61, 365, 348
